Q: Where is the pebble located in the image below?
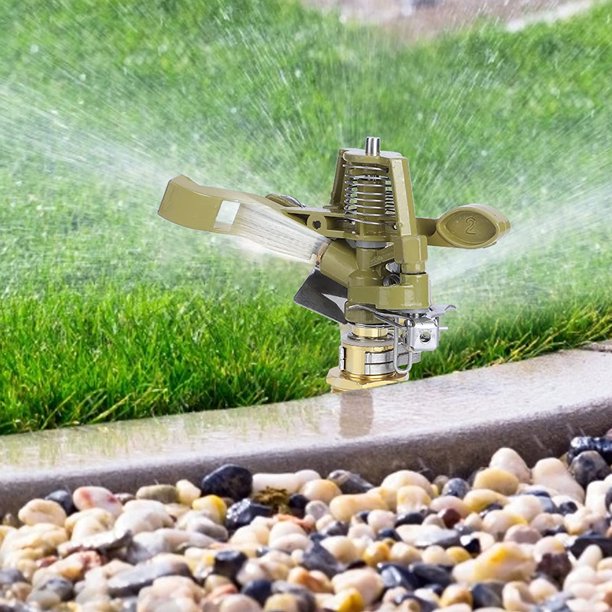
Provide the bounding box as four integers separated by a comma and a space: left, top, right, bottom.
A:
328, 470, 374, 494
27, 576, 74, 607
192, 494, 227, 523
332, 567, 384, 606
532, 458, 585, 503
471, 581, 503, 608
568, 436, 612, 463
442, 478, 471, 499
107, 556, 191, 597
219, 592, 262, 611
17, 499, 67, 527
302, 542, 344, 577
177, 510, 229, 540
253, 469, 319, 495
569, 451, 610, 489
226, 499, 273, 530
214, 549, 247, 580
396, 485, 432, 514
176, 479, 201, 506
138, 575, 204, 611
73, 486, 123, 517
127, 529, 215, 563
453, 542, 536, 584
489, 447, 532, 483
201, 464, 253, 501
136, 484, 178, 504
300, 479, 342, 503
2, 438, 612, 611
242, 578, 273, 605
329, 492, 387, 522
44, 490, 77, 516
473, 467, 520, 495
114, 499, 174, 535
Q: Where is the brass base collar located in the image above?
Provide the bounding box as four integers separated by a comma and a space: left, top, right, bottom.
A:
326, 367, 408, 393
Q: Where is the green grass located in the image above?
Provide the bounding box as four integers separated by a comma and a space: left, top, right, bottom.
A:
0, 0, 610, 434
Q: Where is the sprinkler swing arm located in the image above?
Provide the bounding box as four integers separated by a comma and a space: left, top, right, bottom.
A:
159, 137, 510, 392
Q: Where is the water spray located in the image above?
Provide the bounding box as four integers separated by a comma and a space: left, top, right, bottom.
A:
159, 137, 510, 392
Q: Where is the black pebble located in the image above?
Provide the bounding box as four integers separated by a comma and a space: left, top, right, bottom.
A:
570, 531, 612, 558
302, 542, 344, 578
395, 511, 425, 527
569, 450, 610, 489
409, 562, 453, 589
309, 533, 326, 544
44, 490, 76, 515
460, 534, 481, 555
536, 553, 572, 586
471, 581, 503, 608
377, 562, 419, 591
568, 436, 612, 463
213, 550, 247, 581
327, 469, 374, 494
557, 500, 578, 515
225, 499, 272, 530
442, 478, 470, 499
242, 579, 272, 606
287, 494, 308, 517
354, 510, 370, 524
376, 528, 401, 541
321, 520, 348, 537
201, 464, 252, 501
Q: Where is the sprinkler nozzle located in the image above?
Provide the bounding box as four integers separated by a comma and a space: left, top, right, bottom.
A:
158, 137, 510, 392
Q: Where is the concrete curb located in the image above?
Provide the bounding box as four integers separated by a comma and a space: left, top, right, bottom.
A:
1, 344, 610, 514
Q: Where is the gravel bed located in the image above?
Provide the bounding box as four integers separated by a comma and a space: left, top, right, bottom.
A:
1, 435, 611, 611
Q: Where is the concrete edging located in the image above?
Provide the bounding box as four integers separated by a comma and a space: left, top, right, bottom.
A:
0, 342, 610, 514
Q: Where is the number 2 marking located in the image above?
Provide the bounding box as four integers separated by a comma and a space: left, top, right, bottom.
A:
465, 216, 476, 235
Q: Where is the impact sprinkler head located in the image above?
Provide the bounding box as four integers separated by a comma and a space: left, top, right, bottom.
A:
159, 137, 510, 392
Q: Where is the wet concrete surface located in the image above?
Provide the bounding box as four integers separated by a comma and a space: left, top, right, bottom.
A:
304, 0, 597, 40
0, 346, 610, 513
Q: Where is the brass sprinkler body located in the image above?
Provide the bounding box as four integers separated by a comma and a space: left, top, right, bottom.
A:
159, 137, 510, 392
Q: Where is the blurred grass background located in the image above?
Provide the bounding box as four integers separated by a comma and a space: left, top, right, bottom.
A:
0, 0, 610, 433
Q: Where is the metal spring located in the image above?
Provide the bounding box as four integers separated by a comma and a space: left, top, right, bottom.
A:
342, 163, 396, 228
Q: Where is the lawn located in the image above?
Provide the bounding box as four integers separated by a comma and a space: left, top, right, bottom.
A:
0, 0, 610, 434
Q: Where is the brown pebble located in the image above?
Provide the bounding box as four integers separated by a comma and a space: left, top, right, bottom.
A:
439, 508, 461, 528
535, 553, 572, 587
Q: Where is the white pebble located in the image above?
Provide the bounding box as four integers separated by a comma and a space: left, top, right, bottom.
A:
18, 499, 67, 527
332, 568, 384, 606
532, 458, 585, 503
176, 480, 201, 506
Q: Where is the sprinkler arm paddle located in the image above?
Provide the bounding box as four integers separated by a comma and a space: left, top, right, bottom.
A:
159, 174, 510, 250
